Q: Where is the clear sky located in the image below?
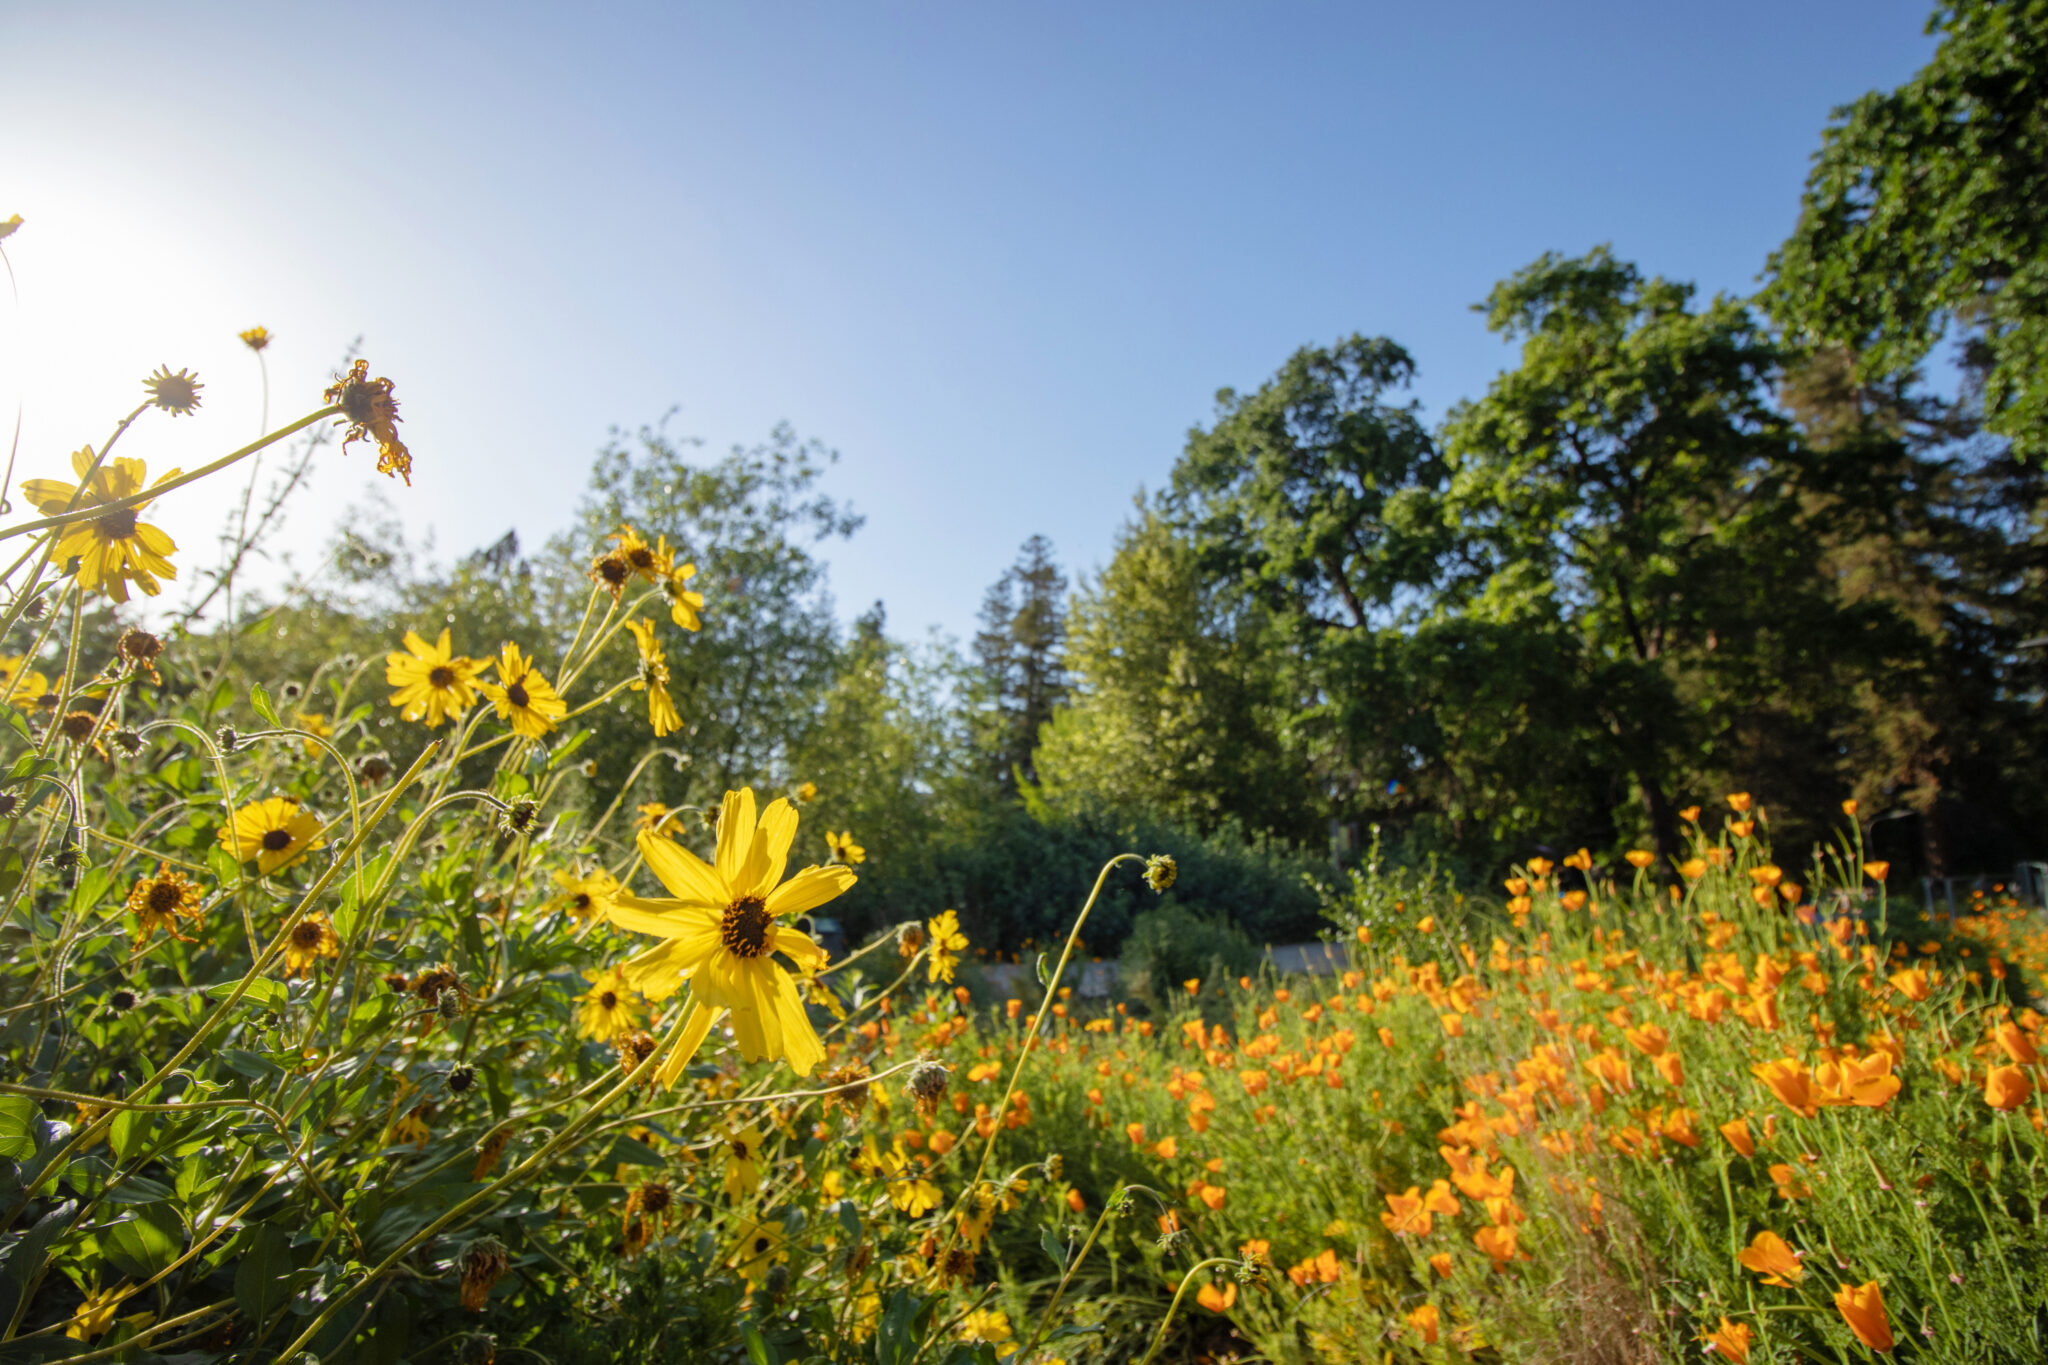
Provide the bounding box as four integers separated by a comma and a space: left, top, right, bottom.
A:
2, 2, 1936, 643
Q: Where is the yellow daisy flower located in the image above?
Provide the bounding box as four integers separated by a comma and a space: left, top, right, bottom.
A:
624, 618, 681, 737
638, 533, 706, 631
605, 787, 854, 1076
283, 911, 340, 977
0, 655, 49, 709
552, 866, 620, 923
295, 710, 334, 757
65, 1282, 124, 1341
577, 967, 643, 1041
722, 1124, 765, 1200
385, 629, 479, 727
635, 802, 682, 835
609, 524, 666, 584
124, 865, 204, 946
324, 359, 412, 484
20, 447, 180, 603
475, 643, 568, 738
826, 830, 866, 865
927, 909, 968, 984
219, 797, 325, 875
727, 1217, 788, 1288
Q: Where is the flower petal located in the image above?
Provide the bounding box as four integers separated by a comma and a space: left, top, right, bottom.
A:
766, 865, 857, 917
770, 967, 824, 1076
607, 893, 720, 943
637, 830, 727, 905
749, 798, 799, 897
771, 925, 829, 975
716, 788, 757, 890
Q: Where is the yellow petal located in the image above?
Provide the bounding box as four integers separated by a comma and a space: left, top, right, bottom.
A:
618, 938, 698, 1001
716, 788, 757, 890
765, 865, 857, 917
637, 831, 728, 905
771, 968, 824, 1076
749, 798, 799, 898
656, 998, 718, 1089
771, 925, 828, 974
607, 893, 720, 943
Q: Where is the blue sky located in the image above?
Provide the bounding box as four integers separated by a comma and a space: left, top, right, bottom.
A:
2, 2, 1936, 643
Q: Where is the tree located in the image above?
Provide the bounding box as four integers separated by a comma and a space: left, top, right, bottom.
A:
1032, 506, 1320, 844
972, 535, 1069, 793
1438, 248, 1914, 862
1765, 0, 2048, 461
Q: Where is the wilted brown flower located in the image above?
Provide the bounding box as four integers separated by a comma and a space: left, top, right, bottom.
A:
324, 359, 413, 484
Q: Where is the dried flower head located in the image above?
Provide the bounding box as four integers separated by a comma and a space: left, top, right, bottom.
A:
589, 551, 631, 599
448, 1064, 476, 1094
357, 753, 395, 785
125, 865, 204, 946
498, 797, 541, 837
1145, 854, 1177, 893
323, 360, 413, 484
111, 728, 144, 757
906, 1059, 950, 1119
143, 365, 202, 415
58, 710, 96, 743
0, 788, 21, 819
458, 1236, 511, 1312
614, 1030, 660, 1074
116, 627, 163, 668
215, 725, 240, 755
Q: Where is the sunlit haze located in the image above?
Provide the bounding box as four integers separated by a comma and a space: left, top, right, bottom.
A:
3, 2, 1934, 638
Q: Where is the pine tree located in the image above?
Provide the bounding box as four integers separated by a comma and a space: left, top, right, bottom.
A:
973, 535, 1068, 793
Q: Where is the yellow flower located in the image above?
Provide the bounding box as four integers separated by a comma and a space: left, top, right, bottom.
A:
875, 1139, 941, 1214
577, 968, 643, 1041
389, 1105, 431, 1147
238, 325, 272, 352
294, 710, 334, 757
663, 562, 705, 632
728, 1217, 788, 1287
624, 618, 681, 737
65, 1282, 124, 1341
283, 912, 340, 978
323, 359, 412, 484
606, 788, 853, 1076
219, 797, 325, 875
124, 865, 204, 946
826, 830, 866, 865
958, 1308, 1014, 1347
927, 909, 968, 984
143, 365, 203, 414
609, 524, 666, 583
552, 866, 620, 923
796, 782, 818, 803
635, 802, 682, 835
385, 629, 479, 727
722, 1125, 765, 1200
475, 643, 567, 738
0, 655, 49, 709
21, 447, 180, 603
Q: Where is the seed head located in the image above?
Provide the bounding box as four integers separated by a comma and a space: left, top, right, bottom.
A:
449, 1064, 476, 1093
116, 628, 164, 667
215, 725, 239, 754
357, 753, 394, 785
1144, 854, 1177, 893
111, 728, 145, 757
498, 797, 541, 837
58, 711, 96, 743
906, 1059, 950, 1119
143, 365, 203, 415
21, 595, 49, 622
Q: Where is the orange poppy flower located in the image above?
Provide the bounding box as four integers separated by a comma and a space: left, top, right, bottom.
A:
1992, 1021, 2038, 1066
1833, 1281, 1894, 1353
1380, 1187, 1432, 1237
1405, 1303, 1440, 1344
1625, 849, 1655, 869
1196, 1279, 1237, 1313
1737, 1230, 1803, 1286
1726, 792, 1752, 812
1751, 1058, 1821, 1118
1699, 1317, 1753, 1363
1474, 1223, 1518, 1264
1718, 1118, 1756, 1157
1863, 861, 1890, 882
1985, 1065, 2032, 1112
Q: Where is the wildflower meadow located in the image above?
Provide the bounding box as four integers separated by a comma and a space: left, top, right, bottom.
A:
5, 6, 2048, 1362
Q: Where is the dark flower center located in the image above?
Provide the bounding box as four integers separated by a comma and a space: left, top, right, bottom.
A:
720, 897, 773, 959
752, 1236, 771, 1254
428, 666, 456, 688
59, 711, 95, 741
600, 991, 618, 1009
506, 681, 530, 707
572, 892, 592, 910
291, 921, 322, 947
145, 881, 183, 915
598, 557, 629, 586
627, 547, 655, 570
732, 1141, 749, 1160
93, 507, 139, 540
261, 828, 294, 852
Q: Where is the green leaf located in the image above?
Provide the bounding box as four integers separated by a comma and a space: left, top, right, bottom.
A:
742, 1325, 773, 1365
108, 1106, 154, 1163
0, 846, 24, 901
104, 1204, 181, 1279
0, 1096, 36, 1160
1039, 1225, 1069, 1272
207, 978, 288, 1013
249, 683, 279, 726
0, 1199, 77, 1330
546, 728, 590, 769
234, 1224, 296, 1325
